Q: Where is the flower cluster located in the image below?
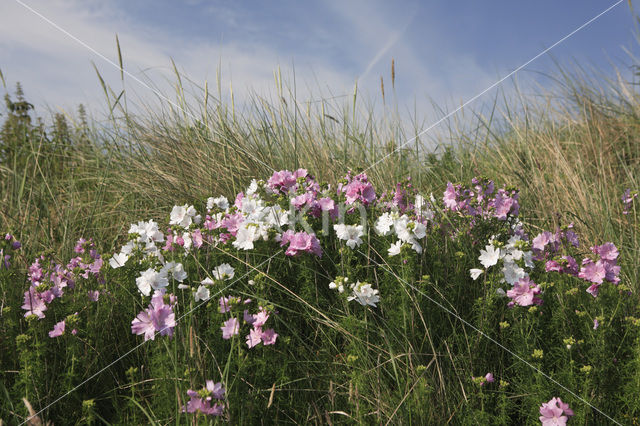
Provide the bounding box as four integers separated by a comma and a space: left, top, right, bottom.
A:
22, 238, 104, 319
375, 210, 429, 255
443, 177, 519, 220
539, 397, 573, 425
1, 233, 21, 269
534, 225, 620, 297
219, 297, 278, 347
339, 172, 377, 206
182, 380, 225, 417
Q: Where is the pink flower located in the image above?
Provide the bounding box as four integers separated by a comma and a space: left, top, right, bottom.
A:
592, 242, 618, 261
280, 230, 322, 257
182, 380, 225, 416
131, 292, 176, 341
131, 310, 156, 341
539, 397, 573, 425
246, 327, 262, 348
221, 317, 239, 339
578, 260, 606, 284
192, 229, 203, 248
219, 296, 231, 313
484, 373, 495, 383
343, 173, 376, 205
49, 320, 65, 338
586, 283, 601, 298
22, 287, 47, 319
88, 290, 100, 302
506, 277, 541, 307
532, 231, 552, 252
252, 309, 269, 328
261, 328, 278, 345
443, 183, 459, 210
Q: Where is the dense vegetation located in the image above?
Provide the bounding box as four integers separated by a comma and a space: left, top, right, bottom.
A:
0, 57, 639, 425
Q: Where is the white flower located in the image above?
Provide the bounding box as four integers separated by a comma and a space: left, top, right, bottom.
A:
207, 196, 229, 211
394, 216, 412, 241
213, 263, 235, 280
109, 252, 129, 268
413, 222, 427, 239
178, 284, 190, 290
523, 251, 534, 269
182, 232, 192, 251
375, 212, 395, 236
233, 224, 260, 250
265, 205, 289, 228
334, 224, 364, 249
388, 241, 402, 257
478, 244, 501, 268
163, 262, 187, 282
502, 261, 526, 285
136, 268, 169, 296
170, 204, 198, 228
194, 285, 210, 302
347, 281, 380, 307
470, 268, 484, 280
129, 220, 164, 244
246, 179, 259, 196
201, 277, 214, 286
496, 288, 506, 297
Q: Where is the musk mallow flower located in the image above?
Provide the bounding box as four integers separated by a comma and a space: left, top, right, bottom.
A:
213, 263, 235, 280
194, 285, 210, 302
478, 244, 501, 268
469, 268, 483, 280
334, 223, 364, 248
131, 292, 176, 341
88, 290, 100, 302
207, 196, 229, 211
506, 277, 541, 307
169, 204, 200, 228
375, 212, 396, 236
539, 397, 573, 425
49, 320, 66, 338
221, 317, 240, 339
109, 252, 129, 268
232, 224, 261, 251
388, 241, 402, 257
578, 260, 606, 284
136, 268, 169, 297
162, 261, 187, 282
347, 281, 380, 308
261, 328, 278, 345
182, 380, 225, 416
280, 230, 322, 257
246, 327, 263, 348
22, 287, 47, 319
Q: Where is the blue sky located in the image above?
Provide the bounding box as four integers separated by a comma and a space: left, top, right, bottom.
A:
0, 0, 637, 121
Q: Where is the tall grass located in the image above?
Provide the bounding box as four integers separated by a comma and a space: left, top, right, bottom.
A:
1, 54, 639, 424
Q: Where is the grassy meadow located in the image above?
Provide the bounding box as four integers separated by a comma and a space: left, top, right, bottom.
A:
0, 56, 639, 425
